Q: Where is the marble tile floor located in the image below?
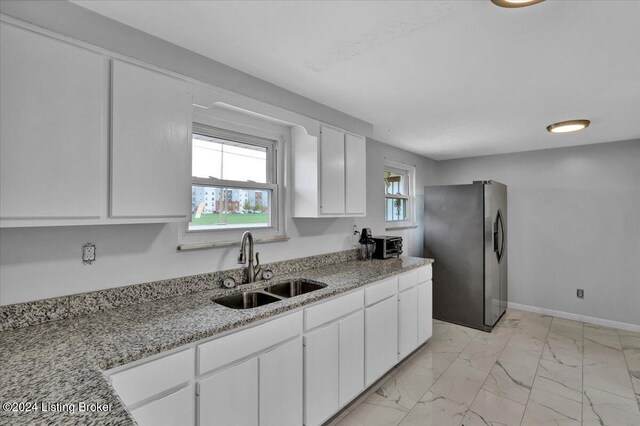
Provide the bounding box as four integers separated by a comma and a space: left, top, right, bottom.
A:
325, 309, 640, 426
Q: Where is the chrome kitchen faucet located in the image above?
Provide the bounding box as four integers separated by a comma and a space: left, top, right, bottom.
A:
238, 231, 262, 283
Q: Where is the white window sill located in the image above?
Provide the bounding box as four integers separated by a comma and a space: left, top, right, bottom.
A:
385, 224, 418, 231
177, 234, 290, 251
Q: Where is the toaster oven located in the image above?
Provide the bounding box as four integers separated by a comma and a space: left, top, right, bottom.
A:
372, 236, 403, 259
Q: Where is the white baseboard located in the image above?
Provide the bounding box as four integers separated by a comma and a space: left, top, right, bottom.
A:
508, 302, 640, 333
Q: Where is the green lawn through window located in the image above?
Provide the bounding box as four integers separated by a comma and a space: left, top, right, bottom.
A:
190, 213, 269, 225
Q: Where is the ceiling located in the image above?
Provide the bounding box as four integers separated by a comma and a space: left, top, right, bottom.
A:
71, 0, 640, 160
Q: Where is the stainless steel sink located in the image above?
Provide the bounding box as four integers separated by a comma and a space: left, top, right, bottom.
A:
264, 280, 327, 298
213, 280, 327, 309
214, 291, 281, 309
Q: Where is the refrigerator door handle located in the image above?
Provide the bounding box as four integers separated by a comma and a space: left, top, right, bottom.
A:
495, 209, 505, 263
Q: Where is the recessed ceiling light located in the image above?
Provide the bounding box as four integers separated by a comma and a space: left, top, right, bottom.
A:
546, 119, 591, 134
491, 0, 545, 8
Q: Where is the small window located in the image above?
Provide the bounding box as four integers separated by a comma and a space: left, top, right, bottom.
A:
189, 125, 277, 232
384, 161, 416, 228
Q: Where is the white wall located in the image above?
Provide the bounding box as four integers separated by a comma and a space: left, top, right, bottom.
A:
436, 140, 640, 326
0, 139, 437, 305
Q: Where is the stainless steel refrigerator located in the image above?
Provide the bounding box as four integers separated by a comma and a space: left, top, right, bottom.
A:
424, 181, 507, 332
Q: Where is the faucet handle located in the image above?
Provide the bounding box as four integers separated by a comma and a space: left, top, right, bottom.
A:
254, 252, 263, 280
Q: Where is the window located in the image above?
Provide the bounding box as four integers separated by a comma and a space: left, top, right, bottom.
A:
384, 160, 416, 228
189, 124, 278, 232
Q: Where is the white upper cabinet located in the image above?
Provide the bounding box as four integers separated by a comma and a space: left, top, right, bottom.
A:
292, 124, 367, 217
320, 126, 346, 214
345, 133, 367, 215
0, 22, 106, 225
0, 21, 194, 227
110, 60, 191, 219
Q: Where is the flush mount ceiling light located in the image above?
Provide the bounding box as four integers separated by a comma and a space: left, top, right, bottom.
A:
491, 0, 545, 8
546, 119, 591, 134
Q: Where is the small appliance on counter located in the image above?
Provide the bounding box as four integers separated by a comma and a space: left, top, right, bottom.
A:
358, 228, 376, 260
372, 235, 403, 259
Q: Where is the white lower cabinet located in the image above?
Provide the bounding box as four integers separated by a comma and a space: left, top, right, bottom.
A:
198, 337, 303, 426
131, 385, 194, 426
259, 338, 303, 426
418, 280, 433, 344
365, 296, 399, 385
338, 311, 365, 406
304, 323, 340, 426
304, 308, 365, 426
198, 358, 259, 426
197, 313, 303, 426
398, 286, 419, 359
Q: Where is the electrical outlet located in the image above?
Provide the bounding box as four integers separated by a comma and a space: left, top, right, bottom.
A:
82, 243, 96, 264
577, 289, 584, 299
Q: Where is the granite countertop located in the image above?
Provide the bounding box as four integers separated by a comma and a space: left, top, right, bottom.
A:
0, 256, 432, 425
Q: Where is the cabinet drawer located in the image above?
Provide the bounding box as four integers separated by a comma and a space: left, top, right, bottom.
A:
130, 385, 194, 426
365, 278, 398, 307
304, 289, 363, 331
398, 270, 418, 292
198, 311, 302, 375
110, 348, 194, 407
417, 265, 433, 283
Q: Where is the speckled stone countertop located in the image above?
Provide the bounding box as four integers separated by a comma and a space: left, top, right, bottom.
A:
0, 256, 432, 425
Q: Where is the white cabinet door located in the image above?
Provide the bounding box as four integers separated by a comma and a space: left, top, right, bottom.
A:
418, 281, 433, 344
259, 338, 303, 426
339, 310, 364, 407
131, 385, 194, 426
0, 22, 105, 222
398, 287, 419, 359
319, 126, 345, 215
111, 60, 191, 218
198, 358, 258, 426
304, 323, 339, 426
365, 296, 399, 385
344, 133, 366, 215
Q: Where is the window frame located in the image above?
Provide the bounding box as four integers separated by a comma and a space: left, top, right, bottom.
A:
384, 160, 416, 229
181, 107, 288, 247
188, 123, 279, 234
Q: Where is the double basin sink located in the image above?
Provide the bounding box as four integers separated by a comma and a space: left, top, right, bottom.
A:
213, 280, 326, 309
